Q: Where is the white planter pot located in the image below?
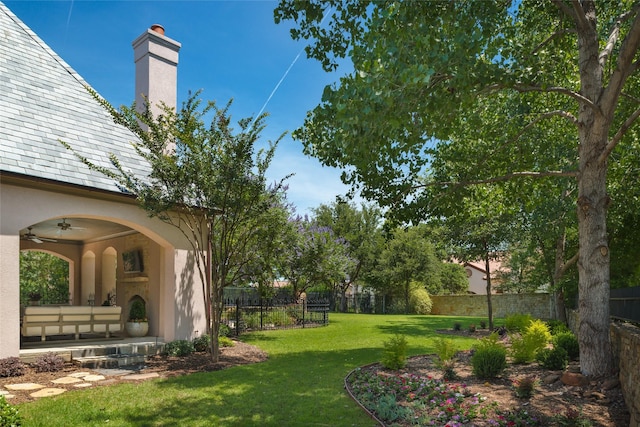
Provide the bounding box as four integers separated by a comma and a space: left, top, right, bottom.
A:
125, 321, 149, 337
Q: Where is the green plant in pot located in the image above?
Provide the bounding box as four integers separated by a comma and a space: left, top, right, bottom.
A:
125, 299, 149, 337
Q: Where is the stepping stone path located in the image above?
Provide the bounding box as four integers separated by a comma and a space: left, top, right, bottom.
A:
2, 370, 159, 401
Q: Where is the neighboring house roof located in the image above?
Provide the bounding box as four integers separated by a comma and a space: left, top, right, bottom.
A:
464, 259, 504, 279
0, 3, 149, 194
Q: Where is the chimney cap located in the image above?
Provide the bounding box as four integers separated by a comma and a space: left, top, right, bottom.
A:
150, 24, 165, 36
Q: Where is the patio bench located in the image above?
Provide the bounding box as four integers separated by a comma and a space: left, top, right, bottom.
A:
21, 306, 123, 341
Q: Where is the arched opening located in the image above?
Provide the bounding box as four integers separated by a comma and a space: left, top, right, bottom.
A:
19, 250, 71, 306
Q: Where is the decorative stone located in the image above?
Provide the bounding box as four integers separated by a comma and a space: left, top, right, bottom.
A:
543, 374, 560, 384
82, 374, 106, 382
52, 377, 83, 384
0, 390, 8, 395
5, 383, 45, 391
73, 383, 94, 388
69, 372, 92, 378
561, 372, 589, 387
30, 388, 66, 398
121, 373, 159, 381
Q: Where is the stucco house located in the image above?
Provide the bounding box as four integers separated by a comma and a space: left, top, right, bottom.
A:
462, 260, 504, 295
0, 3, 207, 358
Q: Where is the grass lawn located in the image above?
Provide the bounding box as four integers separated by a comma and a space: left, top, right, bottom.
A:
17, 313, 487, 426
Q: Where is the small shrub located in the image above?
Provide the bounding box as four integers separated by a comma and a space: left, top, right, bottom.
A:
453, 322, 462, 331
471, 333, 507, 379
513, 376, 538, 399
128, 299, 146, 322
218, 323, 232, 337
32, 352, 64, 373
505, 313, 532, 332
219, 336, 234, 348
0, 358, 25, 378
372, 394, 411, 423
553, 332, 580, 360
163, 340, 195, 357
536, 347, 568, 371
556, 407, 593, 427
409, 288, 432, 314
524, 319, 552, 350
433, 337, 458, 380
0, 395, 22, 427
468, 324, 477, 333
192, 334, 211, 352
546, 319, 570, 335
509, 334, 539, 364
381, 335, 408, 370
479, 320, 487, 329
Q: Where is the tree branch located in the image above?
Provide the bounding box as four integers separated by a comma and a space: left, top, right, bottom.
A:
599, 5, 639, 69
551, 0, 576, 20
416, 170, 579, 190
571, 0, 591, 30
598, 106, 640, 164
557, 250, 579, 279
482, 84, 600, 113
601, 7, 640, 116
532, 29, 576, 56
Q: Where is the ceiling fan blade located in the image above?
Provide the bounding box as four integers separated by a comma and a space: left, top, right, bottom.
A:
40, 237, 58, 243
30, 236, 43, 244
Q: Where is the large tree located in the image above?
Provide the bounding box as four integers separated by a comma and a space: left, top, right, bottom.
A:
63, 91, 288, 362
275, 0, 640, 377
313, 200, 382, 311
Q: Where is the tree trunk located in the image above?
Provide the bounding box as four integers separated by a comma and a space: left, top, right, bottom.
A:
484, 250, 493, 330
553, 233, 568, 323
575, 9, 613, 377
576, 116, 613, 376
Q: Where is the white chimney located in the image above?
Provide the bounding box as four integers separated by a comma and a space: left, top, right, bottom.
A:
132, 24, 181, 117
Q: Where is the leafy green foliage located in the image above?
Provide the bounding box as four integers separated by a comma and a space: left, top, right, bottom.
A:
32, 353, 65, 373
62, 90, 289, 362
128, 300, 146, 322
0, 395, 21, 427
408, 287, 432, 315
471, 333, 507, 379
524, 320, 552, 350
163, 340, 195, 357
275, 0, 640, 377
553, 332, 580, 361
547, 320, 570, 335
536, 347, 569, 371
192, 334, 211, 352
381, 335, 408, 370
19, 251, 69, 305
0, 358, 25, 378
433, 337, 458, 380
513, 376, 538, 399
218, 336, 234, 348
505, 314, 532, 332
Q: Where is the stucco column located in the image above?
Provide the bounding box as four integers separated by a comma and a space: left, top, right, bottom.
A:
0, 234, 20, 358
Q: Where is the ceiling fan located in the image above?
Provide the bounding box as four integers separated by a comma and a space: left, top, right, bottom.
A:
22, 227, 57, 244
57, 218, 85, 231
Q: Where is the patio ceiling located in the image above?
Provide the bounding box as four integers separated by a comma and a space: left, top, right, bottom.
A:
20, 218, 135, 244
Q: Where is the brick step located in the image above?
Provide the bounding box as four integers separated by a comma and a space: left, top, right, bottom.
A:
74, 353, 147, 369
70, 342, 164, 358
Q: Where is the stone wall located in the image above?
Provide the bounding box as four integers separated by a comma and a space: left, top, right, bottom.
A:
566, 309, 639, 426
430, 294, 554, 319
610, 322, 640, 427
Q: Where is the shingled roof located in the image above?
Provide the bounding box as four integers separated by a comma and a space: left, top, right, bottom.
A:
0, 3, 150, 194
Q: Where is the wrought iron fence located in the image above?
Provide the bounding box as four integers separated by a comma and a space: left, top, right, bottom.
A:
610, 286, 640, 323
221, 295, 329, 336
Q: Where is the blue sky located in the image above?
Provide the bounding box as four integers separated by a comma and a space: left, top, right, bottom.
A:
5, 0, 356, 215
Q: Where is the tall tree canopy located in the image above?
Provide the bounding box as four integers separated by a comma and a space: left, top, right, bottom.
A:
275, 0, 640, 376
63, 91, 288, 362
